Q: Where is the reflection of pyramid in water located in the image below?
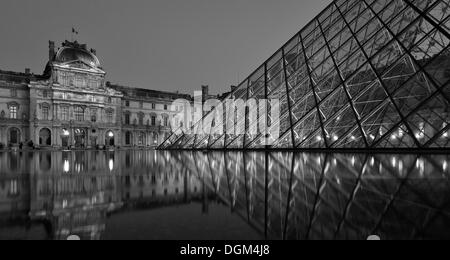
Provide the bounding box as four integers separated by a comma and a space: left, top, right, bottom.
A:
161, 0, 450, 150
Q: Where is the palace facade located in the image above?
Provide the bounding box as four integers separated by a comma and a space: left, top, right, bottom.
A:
0, 40, 201, 149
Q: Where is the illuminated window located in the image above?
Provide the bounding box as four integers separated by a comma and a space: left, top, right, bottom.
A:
62, 129, 70, 136
9, 105, 18, 119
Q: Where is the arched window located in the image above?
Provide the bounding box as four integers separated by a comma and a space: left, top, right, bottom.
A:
39, 128, 52, 146
74, 107, 84, 121
106, 131, 115, 146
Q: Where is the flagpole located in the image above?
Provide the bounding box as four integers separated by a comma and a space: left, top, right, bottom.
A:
71, 27, 79, 42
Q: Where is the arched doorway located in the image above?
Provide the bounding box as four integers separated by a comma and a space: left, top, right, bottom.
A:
106, 131, 115, 147
74, 129, 86, 148
8, 128, 21, 145
61, 129, 70, 148
39, 128, 52, 146
125, 131, 133, 146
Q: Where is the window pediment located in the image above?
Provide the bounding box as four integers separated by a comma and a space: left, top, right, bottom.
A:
7, 102, 20, 110
40, 102, 51, 109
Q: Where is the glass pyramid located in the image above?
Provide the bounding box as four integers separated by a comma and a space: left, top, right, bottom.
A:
160, 0, 450, 150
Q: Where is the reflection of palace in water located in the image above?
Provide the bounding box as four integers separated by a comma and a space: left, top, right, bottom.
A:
1, 150, 450, 240
0, 151, 204, 240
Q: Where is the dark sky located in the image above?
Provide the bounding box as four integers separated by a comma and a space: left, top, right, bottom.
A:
0, 0, 330, 95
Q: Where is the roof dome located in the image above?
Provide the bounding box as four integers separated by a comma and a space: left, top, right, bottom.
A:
54, 41, 100, 68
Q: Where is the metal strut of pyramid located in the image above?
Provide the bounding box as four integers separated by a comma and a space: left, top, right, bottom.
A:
160, 0, 450, 150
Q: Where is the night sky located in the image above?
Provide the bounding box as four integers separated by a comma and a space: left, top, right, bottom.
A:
0, 0, 330, 95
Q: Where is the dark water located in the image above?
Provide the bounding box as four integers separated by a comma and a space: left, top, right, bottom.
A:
0, 150, 449, 240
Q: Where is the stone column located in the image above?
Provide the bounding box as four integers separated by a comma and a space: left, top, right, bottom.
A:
71, 128, 76, 147
86, 128, 90, 149
0, 126, 4, 145
32, 126, 38, 147
53, 104, 57, 121
116, 129, 121, 147
29, 87, 38, 148
99, 129, 105, 146
53, 127, 60, 148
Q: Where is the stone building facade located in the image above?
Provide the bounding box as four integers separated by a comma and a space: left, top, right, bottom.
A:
0, 40, 198, 149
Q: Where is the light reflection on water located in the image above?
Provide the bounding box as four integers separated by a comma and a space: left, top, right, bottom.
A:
0, 150, 449, 240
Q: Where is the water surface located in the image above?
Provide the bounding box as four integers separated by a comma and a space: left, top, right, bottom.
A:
0, 151, 449, 240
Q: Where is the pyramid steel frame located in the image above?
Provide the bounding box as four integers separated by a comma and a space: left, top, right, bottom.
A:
160, 0, 450, 150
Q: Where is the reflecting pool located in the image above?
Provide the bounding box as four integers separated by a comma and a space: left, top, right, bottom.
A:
0, 151, 449, 240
